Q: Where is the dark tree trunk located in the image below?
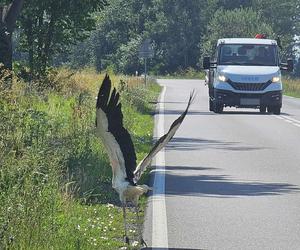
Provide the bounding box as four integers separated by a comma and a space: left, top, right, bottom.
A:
0, 0, 24, 72
0, 7, 13, 71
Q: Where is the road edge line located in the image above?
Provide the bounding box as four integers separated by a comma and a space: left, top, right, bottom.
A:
151, 85, 168, 248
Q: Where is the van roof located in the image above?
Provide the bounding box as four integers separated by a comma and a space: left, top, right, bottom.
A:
217, 38, 277, 45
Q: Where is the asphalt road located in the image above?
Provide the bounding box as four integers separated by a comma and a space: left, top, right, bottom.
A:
143, 79, 300, 250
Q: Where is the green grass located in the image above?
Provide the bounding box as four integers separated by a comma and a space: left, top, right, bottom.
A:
158, 67, 205, 79
283, 77, 300, 98
0, 71, 160, 249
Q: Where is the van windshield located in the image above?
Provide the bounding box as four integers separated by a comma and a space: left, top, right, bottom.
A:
218, 44, 278, 66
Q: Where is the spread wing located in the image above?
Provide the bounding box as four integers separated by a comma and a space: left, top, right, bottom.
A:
96, 74, 137, 186
134, 91, 195, 181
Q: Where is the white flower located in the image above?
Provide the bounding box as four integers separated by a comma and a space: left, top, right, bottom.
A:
106, 203, 114, 208
132, 241, 139, 247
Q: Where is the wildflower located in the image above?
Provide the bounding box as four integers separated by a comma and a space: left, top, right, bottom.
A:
132, 241, 139, 247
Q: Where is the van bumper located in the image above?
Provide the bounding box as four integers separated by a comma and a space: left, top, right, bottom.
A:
213, 89, 282, 108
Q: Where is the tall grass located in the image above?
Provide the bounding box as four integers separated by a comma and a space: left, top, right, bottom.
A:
160, 67, 205, 79
283, 77, 300, 98
0, 68, 160, 249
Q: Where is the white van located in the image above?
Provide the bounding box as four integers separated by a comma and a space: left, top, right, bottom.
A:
203, 38, 293, 114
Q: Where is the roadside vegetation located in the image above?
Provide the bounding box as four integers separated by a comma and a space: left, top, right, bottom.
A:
283, 77, 300, 98
159, 67, 205, 80
0, 69, 160, 249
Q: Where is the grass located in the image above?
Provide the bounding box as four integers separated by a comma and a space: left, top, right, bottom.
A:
158, 67, 205, 79
0, 68, 160, 249
283, 76, 300, 98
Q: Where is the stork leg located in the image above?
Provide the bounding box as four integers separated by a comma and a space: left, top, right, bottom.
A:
135, 205, 147, 247
122, 203, 130, 245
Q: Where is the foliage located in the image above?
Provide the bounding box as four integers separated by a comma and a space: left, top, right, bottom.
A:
144, 0, 205, 73
65, 0, 208, 74
17, 0, 107, 77
252, 0, 300, 57
92, 0, 147, 73
0, 69, 160, 249
201, 8, 274, 57
4, 0, 299, 76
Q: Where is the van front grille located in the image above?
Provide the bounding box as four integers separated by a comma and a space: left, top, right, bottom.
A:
228, 80, 272, 91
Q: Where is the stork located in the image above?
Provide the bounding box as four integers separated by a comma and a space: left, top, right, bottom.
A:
96, 74, 194, 246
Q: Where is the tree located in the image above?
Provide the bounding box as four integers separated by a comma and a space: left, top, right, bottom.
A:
92, 0, 145, 73
91, 0, 206, 74
201, 8, 274, 57
145, 0, 205, 73
252, 0, 300, 58
18, 0, 106, 78
0, 0, 24, 71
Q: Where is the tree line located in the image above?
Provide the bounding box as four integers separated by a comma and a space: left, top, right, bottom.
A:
1, 0, 300, 77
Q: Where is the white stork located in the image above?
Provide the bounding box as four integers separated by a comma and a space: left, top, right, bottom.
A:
96, 74, 194, 246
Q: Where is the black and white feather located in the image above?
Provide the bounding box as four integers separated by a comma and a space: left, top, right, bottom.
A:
96, 74, 193, 245
96, 74, 193, 202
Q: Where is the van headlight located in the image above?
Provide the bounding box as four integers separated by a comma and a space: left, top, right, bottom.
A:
218, 74, 227, 82
272, 76, 281, 83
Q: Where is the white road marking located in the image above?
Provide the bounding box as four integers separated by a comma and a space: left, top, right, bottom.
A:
151, 85, 168, 248
284, 95, 296, 99
273, 114, 300, 128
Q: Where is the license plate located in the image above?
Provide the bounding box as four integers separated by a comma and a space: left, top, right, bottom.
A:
240, 98, 260, 105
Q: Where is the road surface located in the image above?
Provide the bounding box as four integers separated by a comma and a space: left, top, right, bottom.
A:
143, 79, 300, 250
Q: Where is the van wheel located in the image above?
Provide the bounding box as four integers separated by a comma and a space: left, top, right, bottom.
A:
214, 102, 223, 113
259, 106, 266, 113
267, 106, 273, 113
209, 99, 214, 111
273, 106, 281, 115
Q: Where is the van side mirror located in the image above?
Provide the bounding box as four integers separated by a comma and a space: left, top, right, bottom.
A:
203, 56, 211, 70
280, 58, 294, 72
